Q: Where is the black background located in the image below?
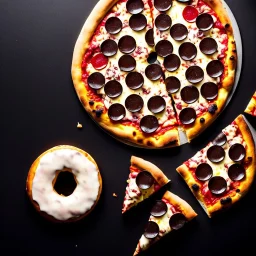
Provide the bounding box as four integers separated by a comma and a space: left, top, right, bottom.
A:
1, 0, 256, 255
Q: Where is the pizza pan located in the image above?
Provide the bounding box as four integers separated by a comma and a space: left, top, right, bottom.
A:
88, 0, 243, 149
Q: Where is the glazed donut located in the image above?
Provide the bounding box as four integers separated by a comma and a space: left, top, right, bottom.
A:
26, 145, 102, 222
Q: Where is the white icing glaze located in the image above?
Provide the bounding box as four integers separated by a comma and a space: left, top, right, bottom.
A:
32, 149, 100, 221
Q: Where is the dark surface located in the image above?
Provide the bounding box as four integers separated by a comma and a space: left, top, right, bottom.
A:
1, 0, 256, 255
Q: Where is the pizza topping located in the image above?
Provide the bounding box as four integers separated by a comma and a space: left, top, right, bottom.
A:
201, 82, 218, 101
208, 103, 218, 114
118, 35, 136, 54
179, 108, 196, 125
228, 164, 245, 181
192, 184, 199, 191
95, 109, 103, 117
118, 55, 136, 72
208, 176, 227, 195
195, 163, 213, 181
196, 13, 214, 31
129, 14, 147, 31
177, 0, 190, 2
207, 145, 225, 163
91, 53, 108, 70
150, 200, 167, 217
145, 29, 155, 46
136, 171, 154, 189
144, 221, 159, 239
101, 39, 118, 57
154, 0, 172, 12
220, 197, 232, 205
155, 40, 173, 58
200, 118, 205, 123
147, 52, 158, 64
213, 132, 227, 146
145, 64, 163, 81
206, 60, 224, 78
180, 85, 199, 104
148, 96, 166, 114
108, 103, 126, 121
165, 76, 181, 94
185, 66, 204, 84
89, 100, 94, 106
164, 54, 181, 72
140, 115, 159, 133
182, 6, 199, 23
155, 14, 172, 31
105, 17, 122, 35
125, 72, 144, 89
169, 213, 187, 230
179, 42, 197, 61
170, 23, 188, 41
125, 94, 144, 112
228, 143, 246, 162
199, 37, 218, 55
126, 0, 144, 14
87, 72, 105, 90
104, 80, 123, 98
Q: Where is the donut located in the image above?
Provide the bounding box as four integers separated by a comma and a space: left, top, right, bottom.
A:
26, 145, 102, 222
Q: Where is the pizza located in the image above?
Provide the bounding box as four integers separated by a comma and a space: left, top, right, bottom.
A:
133, 191, 197, 255
177, 114, 255, 217
71, 0, 237, 148
122, 156, 170, 213
245, 91, 256, 116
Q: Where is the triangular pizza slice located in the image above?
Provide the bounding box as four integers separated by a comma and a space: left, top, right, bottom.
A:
133, 191, 197, 255
245, 91, 256, 116
122, 156, 170, 213
177, 114, 256, 217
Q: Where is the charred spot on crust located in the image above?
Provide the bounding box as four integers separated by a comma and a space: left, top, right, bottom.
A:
208, 104, 218, 114
246, 156, 252, 164
95, 109, 103, 117
236, 189, 240, 193
232, 49, 237, 53
192, 184, 199, 191
147, 141, 153, 147
89, 100, 94, 106
133, 131, 136, 136
230, 55, 235, 60
137, 139, 143, 143
200, 118, 205, 124
220, 197, 232, 205
225, 23, 230, 29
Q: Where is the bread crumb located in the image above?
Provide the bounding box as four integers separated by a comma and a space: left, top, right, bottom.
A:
77, 122, 83, 128
113, 193, 118, 198
127, 179, 130, 183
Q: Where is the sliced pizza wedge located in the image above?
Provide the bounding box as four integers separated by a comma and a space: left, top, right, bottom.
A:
245, 91, 256, 116
177, 114, 255, 217
122, 156, 170, 213
133, 191, 197, 255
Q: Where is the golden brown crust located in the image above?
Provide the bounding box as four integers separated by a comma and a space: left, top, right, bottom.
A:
162, 191, 197, 220
26, 145, 102, 223
177, 115, 256, 217
131, 156, 170, 186
245, 92, 256, 115
185, 0, 237, 141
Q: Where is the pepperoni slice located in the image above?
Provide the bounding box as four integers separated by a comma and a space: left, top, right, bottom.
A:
228, 164, 245, 181
208, 176, 227, 195
145, 64, 163, 81
207, 145, 225, 163
125, 94, 144, 112
228, 144, 246, 162
104, 80, 123, 98
147, 52, 158, 64
179, 108, 196, 125
213, 132, 227, 146
201, 82, 218, 101
155, 40, 173, 58
118, 55, 136, 72
108, 103, 126, 121
179, 42, 197, 61
195, 163, 213, 181
129, 14, 147, 31
196, 13, 214, 31
170, 23, 188, 41
169, 213, 187, 230
118, 35, 136, 54
180, 85, 199, 104
136, 171, 155, 189
87, 72, 105, 90
164, 54, 181, 72
206, 60, 224, 78
145, 28, 155, 47
148, 96, 166, 114
150, 201, 167, 217
125, 72, 144, 89
126, 0, 144, 14
140, 115, 159, 134
91, 53, 108, 70
200, 37, 218, 55
155, 14, 172, 31
182, 6, 199, 23
154, 0, 172, 12
101, 39, 118, 57
165, 76, 181, 94
144, 221, 159, 239
185, 66, 204, 84
105, 17, 122, 35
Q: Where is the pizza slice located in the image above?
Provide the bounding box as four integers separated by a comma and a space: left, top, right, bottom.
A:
245, 91, 256, 116
133, 191, 197, 255
122, 156, 170, 213
150, 0, 237, 142
177, 114, 255, 217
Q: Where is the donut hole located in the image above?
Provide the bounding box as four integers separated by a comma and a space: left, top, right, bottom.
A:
53, 170, 77, 197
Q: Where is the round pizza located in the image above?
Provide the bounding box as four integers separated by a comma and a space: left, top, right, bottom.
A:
72, 0, 237, 148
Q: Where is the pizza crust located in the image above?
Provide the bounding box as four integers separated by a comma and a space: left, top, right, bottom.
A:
131, 156, 170, 186
245, 92, 256, 115
177, 115, 255, 217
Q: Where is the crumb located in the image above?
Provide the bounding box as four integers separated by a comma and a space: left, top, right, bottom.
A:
127, 179, 130, 183
113, 193, 118, 198
77, 122, 83, 129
